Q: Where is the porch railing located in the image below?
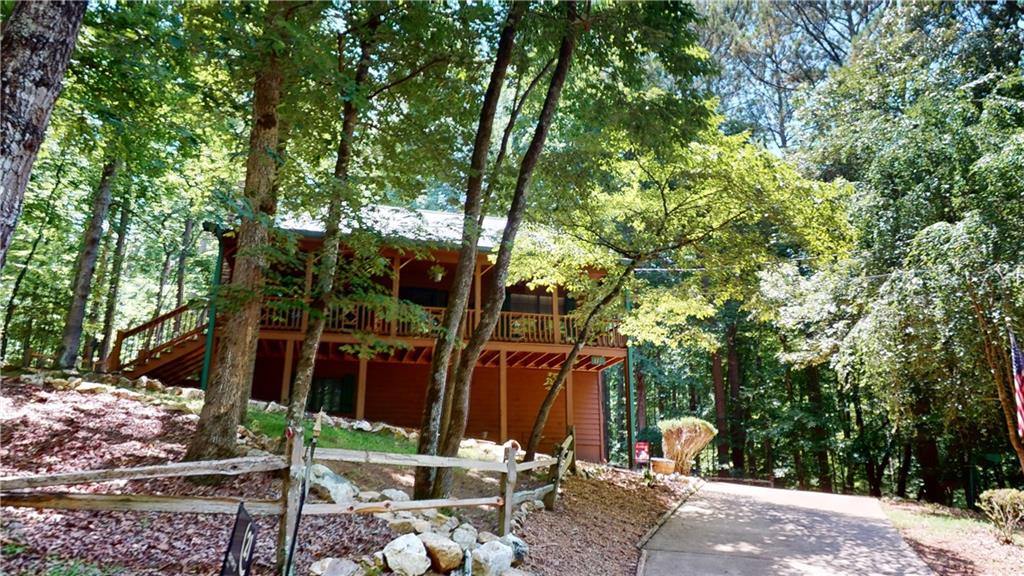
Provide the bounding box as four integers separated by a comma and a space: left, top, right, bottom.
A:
110, 303, 208, 372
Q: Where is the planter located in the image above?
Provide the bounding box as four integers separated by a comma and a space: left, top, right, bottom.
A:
651, 458, 675, 475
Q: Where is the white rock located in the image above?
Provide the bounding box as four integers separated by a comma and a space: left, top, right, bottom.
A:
383, 533, 431, 576
309, 557, 360, 576
309, 464, 358, 504
471, 540, 514, 576
76, 382, 114, 395
178, 387, 205, 400
418, 532, 464, 572
21, 373, 45, 386
499, 534, 528, 566
389, 518, 431, 535
264, 401, 286, 414
248, 399, 268, 411
451, 523, 478, 551
477, 531, 499, 544
352, 420, 373, 432
357, 490, 382, 502
381, 488, 410, 502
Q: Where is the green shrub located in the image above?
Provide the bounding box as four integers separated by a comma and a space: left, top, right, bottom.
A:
658, 417, 717, 475
636, 426, 664, 458
979, 488, 1024, 543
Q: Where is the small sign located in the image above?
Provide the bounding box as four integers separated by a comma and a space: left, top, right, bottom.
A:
635, 441, 651, 466
221, 503, 257, 576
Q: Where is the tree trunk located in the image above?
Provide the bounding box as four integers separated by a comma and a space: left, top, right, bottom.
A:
186, 0, 288, 461
712, 350, 728, 476
726, 323, 745, 474
56, 159, 120, 368
414, 1, 527, 499
522, 259, 630, 465
896, 437, 912, 498
635, 368, 648, 430
98, 195, 131, 370
911, 382, 945, 503
805, 364, 833, 492
175, 217, 193, 310
0, 0, 86, 270
287, 11, 383, 430
154, 250, 173, 318
81, 226, 113, 370
785, 364, 808, 489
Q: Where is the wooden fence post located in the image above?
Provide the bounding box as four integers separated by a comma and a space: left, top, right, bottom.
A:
277, 427, 304, 575
542, 451, 563, 511
497, 445, 518, 536
567, 425, 577, 475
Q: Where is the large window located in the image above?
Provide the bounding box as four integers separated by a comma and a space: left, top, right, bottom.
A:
399, 286, 449, 308
503, 293, 575, 314
307, 375, 356, 415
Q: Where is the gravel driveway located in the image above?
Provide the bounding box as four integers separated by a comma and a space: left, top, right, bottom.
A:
642, 481, 934, 576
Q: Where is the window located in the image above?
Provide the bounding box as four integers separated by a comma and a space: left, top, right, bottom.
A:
307, 375, 356, 415
399, 287, 449, 308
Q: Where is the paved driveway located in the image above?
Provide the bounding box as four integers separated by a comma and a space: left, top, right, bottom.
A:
642, 481, 933, 576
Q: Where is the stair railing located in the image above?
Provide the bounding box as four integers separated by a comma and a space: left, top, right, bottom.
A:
109, 303, 208, 373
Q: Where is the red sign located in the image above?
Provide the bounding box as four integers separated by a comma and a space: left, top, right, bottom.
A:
635, 441, 651, 465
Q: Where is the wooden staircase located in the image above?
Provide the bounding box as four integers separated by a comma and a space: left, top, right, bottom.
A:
110, 304, 209, 386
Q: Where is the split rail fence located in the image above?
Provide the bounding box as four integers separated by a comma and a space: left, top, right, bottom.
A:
0, 427, 575, 575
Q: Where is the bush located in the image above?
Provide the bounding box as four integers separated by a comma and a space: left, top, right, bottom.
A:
658, 417, 717, 475
636, 426, 664, 458
979, 488, 1024, 543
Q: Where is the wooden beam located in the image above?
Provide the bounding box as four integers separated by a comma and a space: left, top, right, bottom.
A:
552, 286, 560, 344
566, 366, 574, 427
0, 492, 284, 515
280, 340, 293, 403
500, 349, 508, 442
315, 448, 508, 473
0, 456, 287, 491
304, 496, 502, 515
356, 356, 367, 420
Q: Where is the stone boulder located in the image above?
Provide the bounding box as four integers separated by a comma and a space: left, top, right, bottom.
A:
383, 533, 431, 576
309, 464, 358, 504
451, 523, 478, 551
308, 558, 360, 576
471, 540, 514, 576
357, 490, 381, 502
477, 531, 499, 544
76, 382, 114, 395
351, 419, 373, 431
418, 532, 463, 573
499, 534, 528, 566
177, 387, 205, 400
389, 517, 431, 535
264, 401, 287, 414
381, 488, 410, 502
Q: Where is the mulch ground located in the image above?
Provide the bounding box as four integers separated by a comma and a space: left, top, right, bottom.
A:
0, 379, 390, 575
884, 499, 1024, 576
518, 468, 692, 576
1, 378, 690, 576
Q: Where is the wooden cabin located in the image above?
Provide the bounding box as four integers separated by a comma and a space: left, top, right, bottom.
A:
109, 207, 626, 461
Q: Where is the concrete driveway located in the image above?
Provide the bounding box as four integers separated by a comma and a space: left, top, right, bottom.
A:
642, 481, 933, 576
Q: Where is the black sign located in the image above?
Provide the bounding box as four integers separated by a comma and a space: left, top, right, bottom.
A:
221, 503, 257, 576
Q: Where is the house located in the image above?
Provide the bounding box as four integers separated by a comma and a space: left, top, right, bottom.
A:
109, 207, 627, 461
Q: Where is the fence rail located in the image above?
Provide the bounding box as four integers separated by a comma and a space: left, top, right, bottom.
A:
0, 425, 575, 574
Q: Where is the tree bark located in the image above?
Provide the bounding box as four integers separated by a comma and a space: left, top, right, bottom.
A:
414, 1, 527, 499
286, 11, 383, 430
0, 0, 86, 270
635, 368, 648, 430
726, 322, 746, 474
805, 364, 833, 492
98, 195, 131, 370
896, 437, 912, 498
187, 0, 288, 461
56, 159, 120, 368
712, 350, 729, 476
154, 250, 173, 318
911, 382, 945, 503
81, 225, 113, 369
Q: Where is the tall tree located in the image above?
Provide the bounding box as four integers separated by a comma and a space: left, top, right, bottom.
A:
55, 159, 119, 368
187, 0, 292, 460
98, 194, 131, 370
0, 0, 86, 269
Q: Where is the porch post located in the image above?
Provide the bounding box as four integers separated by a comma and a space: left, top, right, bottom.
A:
391, 256, 400, 337
280, 340, 293, 403
499, 349, 508, 442
552, 286, 560, 343
565, 362, 574, 427
356, 355, 367, 420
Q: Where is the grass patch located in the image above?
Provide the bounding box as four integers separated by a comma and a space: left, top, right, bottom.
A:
245, 409, 415, 453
